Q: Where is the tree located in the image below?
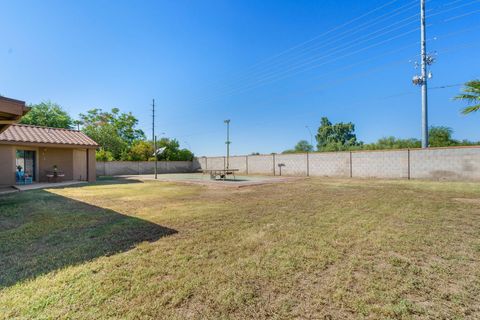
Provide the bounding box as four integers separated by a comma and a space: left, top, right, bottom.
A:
362, 137, 420, 150
20, 101, 73, 129
283, 140, 314, 154
316, 117, 360, 151
123, 140, 154, 161
429, 126, 457, 147
96, 149, 114, 161
156, 138, 194, 161
79, 108, 145, 160
83, 124, 126, 160
454, 80, 480, 114
79, 108, 145, 146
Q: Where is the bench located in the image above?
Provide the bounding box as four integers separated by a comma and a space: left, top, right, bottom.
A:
202, 169, 239, 181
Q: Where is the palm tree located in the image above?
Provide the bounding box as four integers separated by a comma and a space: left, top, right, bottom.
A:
454, 80, 480, 114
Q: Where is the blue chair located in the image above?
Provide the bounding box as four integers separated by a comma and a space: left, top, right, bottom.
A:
16, 171, 33, 185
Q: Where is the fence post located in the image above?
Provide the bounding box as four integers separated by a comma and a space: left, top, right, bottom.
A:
205, 157, 208, 170
306, 152, 309, 177
223, 156, 226, 170
246, 155, 249, 175
407, 149, 411, 180
349, 151, 353, 178
273, 153, 276, 176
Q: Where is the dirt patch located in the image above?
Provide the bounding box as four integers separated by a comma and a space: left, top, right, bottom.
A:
452, 198, 480, 205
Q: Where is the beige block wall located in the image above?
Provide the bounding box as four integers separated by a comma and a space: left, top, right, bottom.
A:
274, 153, 307, 176
0, 145, 15, 186
352, 150, 409, 179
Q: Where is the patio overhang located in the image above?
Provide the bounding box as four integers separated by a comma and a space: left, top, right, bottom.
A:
0, 97, 30, 134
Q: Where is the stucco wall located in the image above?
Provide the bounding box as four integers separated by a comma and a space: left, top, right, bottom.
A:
0, 145, 15, 186
87, 149, 96, 182
73, 149, 87, 181
38, 147, 74, 182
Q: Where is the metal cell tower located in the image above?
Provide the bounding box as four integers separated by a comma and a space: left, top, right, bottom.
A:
412, 0, 434, 148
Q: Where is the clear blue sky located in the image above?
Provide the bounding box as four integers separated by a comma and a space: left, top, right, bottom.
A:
1, 0, 479, 156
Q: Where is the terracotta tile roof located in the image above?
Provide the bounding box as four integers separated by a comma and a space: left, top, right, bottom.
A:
0, 124, 98, 147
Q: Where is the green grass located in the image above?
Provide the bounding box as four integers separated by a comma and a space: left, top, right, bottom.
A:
1, 177, 480, 319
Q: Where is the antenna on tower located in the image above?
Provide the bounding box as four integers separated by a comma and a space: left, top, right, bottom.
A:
411, 0, 436, 148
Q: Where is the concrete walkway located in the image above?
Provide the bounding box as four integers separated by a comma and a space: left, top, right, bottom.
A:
13, 181, 86, 191
0, 187, 18, 195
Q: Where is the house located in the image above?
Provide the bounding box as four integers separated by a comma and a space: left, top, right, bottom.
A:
0, 96, 98, 186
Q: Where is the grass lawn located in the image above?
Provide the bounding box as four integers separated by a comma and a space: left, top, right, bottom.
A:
1, 177, 480, 319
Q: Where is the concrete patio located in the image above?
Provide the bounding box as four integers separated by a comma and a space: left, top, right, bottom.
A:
13, 181, 87, 191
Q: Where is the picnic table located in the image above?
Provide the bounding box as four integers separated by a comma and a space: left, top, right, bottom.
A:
46, 171, 65, 183
202, 169, 239, 181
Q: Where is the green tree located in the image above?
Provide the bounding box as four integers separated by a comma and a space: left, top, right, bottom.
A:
428, 126, 457, 147
362, 137, 421, 150
79, 108, 145, 160
315, 117, 360, 151
20, 101, 73, 129
454, 80, 480, 114
83, 124, 126, 160
96, 149, 114, 161
79, 108, 145, 146
283, 140, 314, 153
123, 140, 154, 161
156, 138, 194, 161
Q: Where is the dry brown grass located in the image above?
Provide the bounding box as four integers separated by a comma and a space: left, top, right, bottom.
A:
1, 177, 480, 319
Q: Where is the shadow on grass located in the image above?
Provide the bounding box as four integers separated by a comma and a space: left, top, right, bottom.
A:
0, 188, 177, 288
92, 176, 146, 186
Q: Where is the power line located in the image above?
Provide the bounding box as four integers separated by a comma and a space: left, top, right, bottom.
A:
221, 0, 419, 84
191, 0, 412, 99
443, 8, 480, 22
154, 23, 480, 133
172, 39, 480, 141
193, 4, 420, 105
189, 0, 479, 108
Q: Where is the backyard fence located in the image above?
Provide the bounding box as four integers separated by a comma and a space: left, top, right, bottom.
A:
96, 161, 195, 176
195, 146, 480, 181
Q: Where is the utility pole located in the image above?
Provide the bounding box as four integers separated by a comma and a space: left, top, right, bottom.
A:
152, 99, 157, 179
305, 125, 313, 147
224, 119, 231, 170
154, 135, 158, 179
420, 0, 428, 148
412, 0, 434, 148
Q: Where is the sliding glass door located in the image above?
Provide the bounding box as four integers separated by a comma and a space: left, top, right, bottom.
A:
16, 150, 36, 180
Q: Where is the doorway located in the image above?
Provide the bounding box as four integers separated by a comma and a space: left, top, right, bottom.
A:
16, 150, 36, 181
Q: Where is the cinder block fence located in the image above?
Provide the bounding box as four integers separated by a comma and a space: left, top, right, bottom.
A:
194, 146, 480, 181
96, 161, 195, 176
96, 147, 480, 181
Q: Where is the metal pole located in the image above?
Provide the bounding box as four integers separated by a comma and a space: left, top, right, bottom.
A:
420, 0, 429, 148
305, 125, 313, 147
152, 99, 157, 179
154, 135, 158, 179
224, 119, 230, 170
